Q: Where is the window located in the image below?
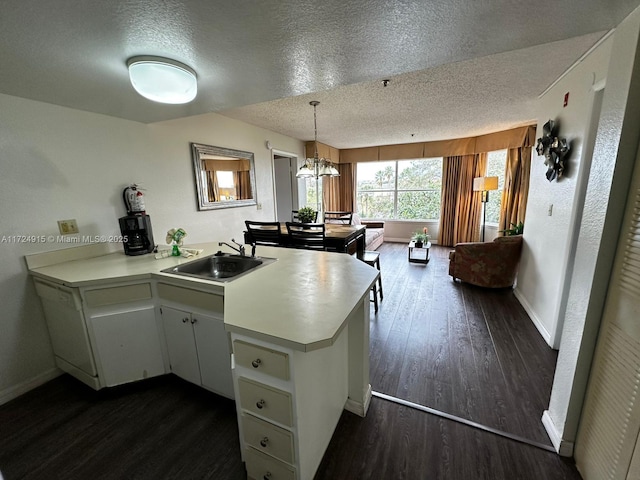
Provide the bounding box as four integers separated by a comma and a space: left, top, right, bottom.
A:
302, 177, 322, 211
485, 150, 507, 224
216, 170, 236, 201
356, 158, 442, 220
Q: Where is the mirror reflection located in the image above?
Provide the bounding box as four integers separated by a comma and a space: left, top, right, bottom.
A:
191, 142, 257, 210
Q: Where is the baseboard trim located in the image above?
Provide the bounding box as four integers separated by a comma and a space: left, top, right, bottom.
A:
542, 410, 575, 457
0, 368, 61, 406
385, 237, 438, 245
345, 383, 372, 417
514, 288, 554, 347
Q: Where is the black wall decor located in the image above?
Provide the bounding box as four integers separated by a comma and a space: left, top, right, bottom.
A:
536, 119, 570, 182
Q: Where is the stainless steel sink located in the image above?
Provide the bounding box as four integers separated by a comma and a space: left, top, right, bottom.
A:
161, 252, 276, 282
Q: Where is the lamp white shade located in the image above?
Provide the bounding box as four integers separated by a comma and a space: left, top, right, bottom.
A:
296, 163, 315, 177
127, 56, 197, 104
318, 164, 333, 176
473, 176, 499, 192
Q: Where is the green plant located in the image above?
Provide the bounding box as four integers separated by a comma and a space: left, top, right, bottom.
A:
500, 221, 524, 236
297, 207, 317, 223
412, 227, 429, 244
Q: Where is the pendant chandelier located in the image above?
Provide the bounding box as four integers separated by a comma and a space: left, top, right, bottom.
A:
296, 101, 340, 178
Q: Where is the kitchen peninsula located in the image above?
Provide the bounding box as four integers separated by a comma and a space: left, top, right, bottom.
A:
26, 242, 377, 480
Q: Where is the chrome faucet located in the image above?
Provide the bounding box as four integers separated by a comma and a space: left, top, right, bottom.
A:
219, 239, 246, 257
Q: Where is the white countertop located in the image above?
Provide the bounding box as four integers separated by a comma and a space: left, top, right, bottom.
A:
28, 242, 378, 351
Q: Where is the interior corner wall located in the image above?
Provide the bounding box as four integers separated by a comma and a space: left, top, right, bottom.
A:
0, 93, 304, 402
514, 34, 613, 348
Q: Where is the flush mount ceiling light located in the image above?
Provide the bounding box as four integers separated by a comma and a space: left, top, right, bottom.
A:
127, 56, 197, 104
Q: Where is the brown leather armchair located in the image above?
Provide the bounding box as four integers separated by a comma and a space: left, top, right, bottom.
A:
449, 235, 523, 288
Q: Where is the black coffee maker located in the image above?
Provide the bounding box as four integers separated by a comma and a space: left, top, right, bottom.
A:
119, 185, 154, 256
119, 214, 155, 256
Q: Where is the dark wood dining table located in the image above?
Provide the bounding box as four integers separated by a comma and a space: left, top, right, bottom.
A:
243, 223, 367, 259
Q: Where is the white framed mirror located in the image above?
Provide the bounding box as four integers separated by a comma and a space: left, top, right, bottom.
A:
191, 142, 257, 210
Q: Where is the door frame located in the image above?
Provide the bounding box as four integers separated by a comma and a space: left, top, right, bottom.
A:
270, 149, 299, 222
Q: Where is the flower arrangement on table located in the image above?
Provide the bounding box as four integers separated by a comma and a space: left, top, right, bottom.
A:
412, 227, 430, 247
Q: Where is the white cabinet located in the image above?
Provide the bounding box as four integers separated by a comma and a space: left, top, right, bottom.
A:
232, 332, 349, 480
89, 307, 165, 387
194, 310, 234, 398
82, 281, 166, 388
34, 279, 99, 388
34, 278, 166, 390
160, 305, 234, 399
160, 306, 202, 385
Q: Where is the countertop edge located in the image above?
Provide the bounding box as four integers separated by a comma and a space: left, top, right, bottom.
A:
27, 244, 377, 352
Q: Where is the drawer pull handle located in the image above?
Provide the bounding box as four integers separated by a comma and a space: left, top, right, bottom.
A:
256, 399, 265, 409
251, 358, 262, 368
263, 473, 272, 480
260, 436, 269, 447
182, 317, 189, 323
191, 317, 197, 324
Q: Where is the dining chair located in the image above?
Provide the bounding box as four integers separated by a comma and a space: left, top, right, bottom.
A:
323, 211, 353, 225
244, 220, 283, 247
285, 222, 326, 250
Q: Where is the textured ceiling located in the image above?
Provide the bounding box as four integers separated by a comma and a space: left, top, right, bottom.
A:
1, 0, 639, 148
220, 32, 607, 148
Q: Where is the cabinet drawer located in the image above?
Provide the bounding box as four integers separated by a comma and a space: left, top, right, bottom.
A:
238, 377, 293, 427
242, 413, 294, 464
84, 283, 152, 308
234, 340, 289, 380
156, 283, 223, 314
245, 447, 296, 480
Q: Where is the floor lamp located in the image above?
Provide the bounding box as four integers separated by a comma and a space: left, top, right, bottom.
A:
473, 176, 498, 242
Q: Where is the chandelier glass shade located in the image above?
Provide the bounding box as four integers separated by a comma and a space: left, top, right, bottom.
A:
296, 101, 340, 178
127, 56, 197, 104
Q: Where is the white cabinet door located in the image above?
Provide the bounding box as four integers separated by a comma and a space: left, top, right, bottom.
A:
89, 306, 165, 387
161, 306, 201, 385
193, 313, 234, 399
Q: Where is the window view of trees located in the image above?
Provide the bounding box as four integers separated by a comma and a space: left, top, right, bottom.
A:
485, 150, 507, 224
356, 158, 442, 219
303, 177, 321, 211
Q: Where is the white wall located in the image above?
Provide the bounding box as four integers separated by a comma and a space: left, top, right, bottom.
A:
515, 35, 613, 347
545, 6, 640, 455
0, 93, 304, 402
382, 220, 440, 244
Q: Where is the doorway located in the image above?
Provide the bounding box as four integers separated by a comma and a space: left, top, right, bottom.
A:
272, 150, 299, 223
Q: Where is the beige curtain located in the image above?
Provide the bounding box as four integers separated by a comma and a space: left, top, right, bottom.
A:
234, 171, 252, 200
323, 163, 355, 212
499, 147, 531, 232
438, 153, 487, 246
206, 171, 220, 202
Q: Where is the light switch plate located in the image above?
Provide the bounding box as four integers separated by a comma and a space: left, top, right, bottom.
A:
57, 219, 79, 235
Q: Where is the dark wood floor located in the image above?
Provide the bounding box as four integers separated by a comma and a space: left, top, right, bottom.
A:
0, 242, 582, 480
370, 242, 557, 445
0, 375, 244, 480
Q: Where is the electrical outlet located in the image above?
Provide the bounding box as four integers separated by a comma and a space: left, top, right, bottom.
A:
256, 203, 262, 210
548, 204, 553, 216
57, 219, 79, 235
